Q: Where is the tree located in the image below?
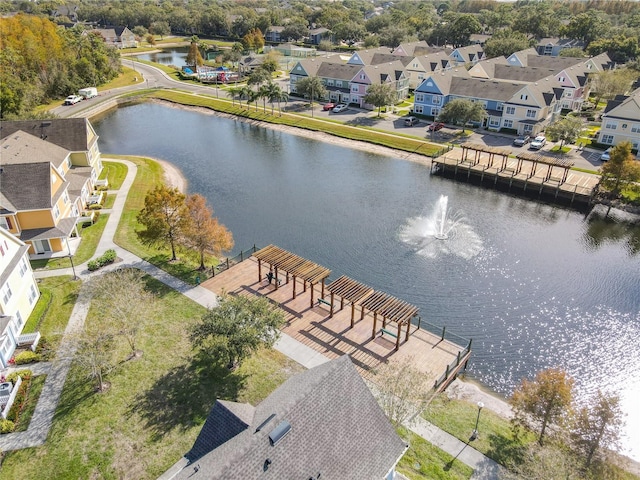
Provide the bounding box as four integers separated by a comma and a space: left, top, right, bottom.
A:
447, 13, 482, 47
503, 442, 580, 480
600, 141, 640, 198
71, 325, 116, 393
511, 368, 575, 445
295, 76, 326, 117
559, 47, 586, 58
191, 294, 285, 369
571, 391, 625, 468
372, 356, 433, 427
379, 25, 407, 49
587, 36, 640, 64
186, 38, 204, 70
137, 185, 190, 261
561, 11, 611, 48
145, 33, 156, 46
437, 99, 486, 133
149, 20, 170, 39
545, 116, 584, 148
333, 21, 366, 46
589, 69, 636, 108
184, 194, 234, 270
281, 22, 308, 42
363, 83, 397, 117
90, 268, 158, 358
266, 82, 289, 116
483, 29, 532, 59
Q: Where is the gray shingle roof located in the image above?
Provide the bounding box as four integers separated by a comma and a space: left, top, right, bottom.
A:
0, 162, 54, 211
172, 355, 407, 480
449, 77, 524, 101
0, 118, 92, 152
317, 62, 363, 81
20, 217, 78, 241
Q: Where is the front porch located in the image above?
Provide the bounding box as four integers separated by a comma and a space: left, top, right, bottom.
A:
27, 235, 80, 260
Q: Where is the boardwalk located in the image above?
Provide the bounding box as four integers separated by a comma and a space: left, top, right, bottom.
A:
202, 257, 467, 386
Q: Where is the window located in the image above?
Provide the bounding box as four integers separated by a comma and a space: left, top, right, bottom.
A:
412, 62, 418, 68
632, 124, 640, 133
28, 284, 38, 305
523, 125, 533, 133
15, 311, 23, 328
520, 94, 528, 100
351, 85, 358, 92
0, 217, 11, 230
605, 121, 617, 130
558, 76, 565, 82
526, 109, 536, 118
326, 79, 334, 86
359, 73, 365, 80
336, 81, 343, 88
19, 257, 28, 277
1, 336, 10, 357
503, 119, 513, 128
601, 134, 614, 144
415, 93, 424, 102
53, 205, 60, 219
66, 156, 71, 168
432, 95, 441, 105
489, 118, 500, 127
63, 191, 69, 204
418, 74, 424, 80
431, 107, 440, 116
496, 103, 503, 111
1, 283, 12, 305
413, 105, 423, 114
506, 106, 515, 115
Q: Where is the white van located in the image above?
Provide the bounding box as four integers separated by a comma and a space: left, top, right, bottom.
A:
78, 87, 98, 99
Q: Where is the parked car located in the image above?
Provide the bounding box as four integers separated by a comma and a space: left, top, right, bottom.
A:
428, 122, 445, 131
64, 95, 83, 105
600, 147, 612, 161
404, 116, 419, 126
322, 102, 336, 111
332, 104, 348, 113
529, 135, 546, 150
513, 135, 530, 146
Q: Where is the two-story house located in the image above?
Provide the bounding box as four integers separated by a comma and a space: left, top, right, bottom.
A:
536, 38, 586, 57
92, 25, 137, 49
598, 88, 640, 151
0, 224, 40, 368
264, 26, 284, 43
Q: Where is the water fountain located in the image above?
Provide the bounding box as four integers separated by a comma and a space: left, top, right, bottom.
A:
399, 195, 483, 259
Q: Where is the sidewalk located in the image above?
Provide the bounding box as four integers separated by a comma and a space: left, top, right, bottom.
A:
1, 158, 503, 479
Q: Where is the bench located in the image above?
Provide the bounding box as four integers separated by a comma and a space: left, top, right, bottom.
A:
379, 328, 398, 338
316, 298, 331, 307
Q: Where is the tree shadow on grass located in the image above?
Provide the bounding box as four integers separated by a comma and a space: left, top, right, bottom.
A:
132, 354, 246, 441
485, 432, 527, 467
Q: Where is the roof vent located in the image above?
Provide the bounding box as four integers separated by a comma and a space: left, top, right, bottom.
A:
268, 420, 291, 446
255, 413, 276, 433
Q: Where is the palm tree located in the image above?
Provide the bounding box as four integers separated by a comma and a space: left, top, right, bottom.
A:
238, 85, 253, 109
258, 84, 271, 113
267, 83, 289, 116
295, 76, 326, 118
227, 86, 242, 106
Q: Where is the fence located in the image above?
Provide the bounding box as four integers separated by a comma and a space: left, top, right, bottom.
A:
211, 245, 259, 277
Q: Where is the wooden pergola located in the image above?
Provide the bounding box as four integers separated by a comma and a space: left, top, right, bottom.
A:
460, 142, 512, 169
324, 275, 374, 325
516, 152, 575, 183
253, 245, 331, 307
359, 291, 419, 351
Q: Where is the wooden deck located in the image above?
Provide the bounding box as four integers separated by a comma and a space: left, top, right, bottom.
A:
202, 257, 467, 387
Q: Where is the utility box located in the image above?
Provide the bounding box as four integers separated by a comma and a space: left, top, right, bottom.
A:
78, 87, 98, 99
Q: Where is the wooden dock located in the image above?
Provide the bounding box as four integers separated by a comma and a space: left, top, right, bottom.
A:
432, 144, 600, 206
202, 256, 469, 389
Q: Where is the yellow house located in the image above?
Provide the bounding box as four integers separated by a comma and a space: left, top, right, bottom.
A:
0, 228, 40, 368
0, 118, 104, 257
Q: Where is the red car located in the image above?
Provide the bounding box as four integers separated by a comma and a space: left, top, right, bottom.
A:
322, 102, 336, 111
428, 122, 445, 131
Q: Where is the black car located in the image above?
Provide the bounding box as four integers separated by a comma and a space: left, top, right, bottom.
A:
513, 135, 530, 146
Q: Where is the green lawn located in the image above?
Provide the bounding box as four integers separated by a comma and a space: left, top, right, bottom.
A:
103, 195, 116, 209
1, 275, 304, 479
30, 214, 109, 270
100, 160, 128, 190
22, 276, 82, 353
423, 394, 536, 467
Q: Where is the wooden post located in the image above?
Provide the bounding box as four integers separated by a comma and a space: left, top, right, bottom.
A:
417, 316, 421, 330
321, 279, 325, 297
329, 292, 335, 318
309, 281, 314, 308
226, 258, 230, 269
371, 312, 377, 339
441, 326, 446, 341
382, 315, 387, 329
340, 298, 344, 310
395, 323, 401, 350
293, 276, 297, 299
303, 280, 307, 293
405, 320, 410, 341
350, 303, 355, 328
360, 305, 366, 321
286, 272, 289, 284
258, 260, 262, 282
275, 267, 279, 290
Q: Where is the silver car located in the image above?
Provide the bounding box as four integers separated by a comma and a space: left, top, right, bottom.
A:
529, 135, 546, 150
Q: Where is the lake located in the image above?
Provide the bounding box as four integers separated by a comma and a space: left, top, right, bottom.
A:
94, 102, 640, 460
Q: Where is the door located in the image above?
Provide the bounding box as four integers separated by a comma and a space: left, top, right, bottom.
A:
33, 239, 51, 254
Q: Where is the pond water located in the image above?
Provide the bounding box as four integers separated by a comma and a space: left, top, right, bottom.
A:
132, 46, 189, 65
94, 102, 640, 460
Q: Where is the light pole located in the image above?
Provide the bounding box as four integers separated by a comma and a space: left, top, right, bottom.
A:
65, 237, 78, 280
469, 401, 484, 442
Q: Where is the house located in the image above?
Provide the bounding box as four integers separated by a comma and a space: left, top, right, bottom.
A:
162, 355, 408, 480
0, 118, 104, 256
598, 88, 640, 151
448, 45, 485, 67
0, 228, 40, 369
316, 62, 366, 104
91, 25, 137, 49
307, 27, 330, 45
536, 38, 585, 57
392, 41, 448, 57
265, 43, 318, 58
51, 5, 79, 22
264, 26, 284, 43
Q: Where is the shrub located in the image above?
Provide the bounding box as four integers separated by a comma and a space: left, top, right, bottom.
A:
7, 378, 30, 423
6, 370, 32, 383
101, 249, 116, 264
0, 419, 15, 434
89, 204, 102, 210
14, 351, 40, 365
87, 260, 100, 271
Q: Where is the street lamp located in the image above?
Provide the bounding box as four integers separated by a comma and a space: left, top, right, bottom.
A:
469, 401, 484, 442
65, 237, 77, 280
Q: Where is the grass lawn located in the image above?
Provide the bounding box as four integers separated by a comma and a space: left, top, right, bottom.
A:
550, 145, 571, 154
423, 394, 536, 468
97, 66, 142, 91
0, 275, 304, 479
100, 160, 129, 190
110, 155, 219, 284
397, 427, 473, 480
104, 195, 116, 209
22, 276, 81, 353
30, 214, 109, 270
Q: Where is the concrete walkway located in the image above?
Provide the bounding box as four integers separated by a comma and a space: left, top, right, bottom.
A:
0, 158, 503, 479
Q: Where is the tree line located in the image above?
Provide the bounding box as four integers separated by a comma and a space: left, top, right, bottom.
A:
0, 14, 121, 119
